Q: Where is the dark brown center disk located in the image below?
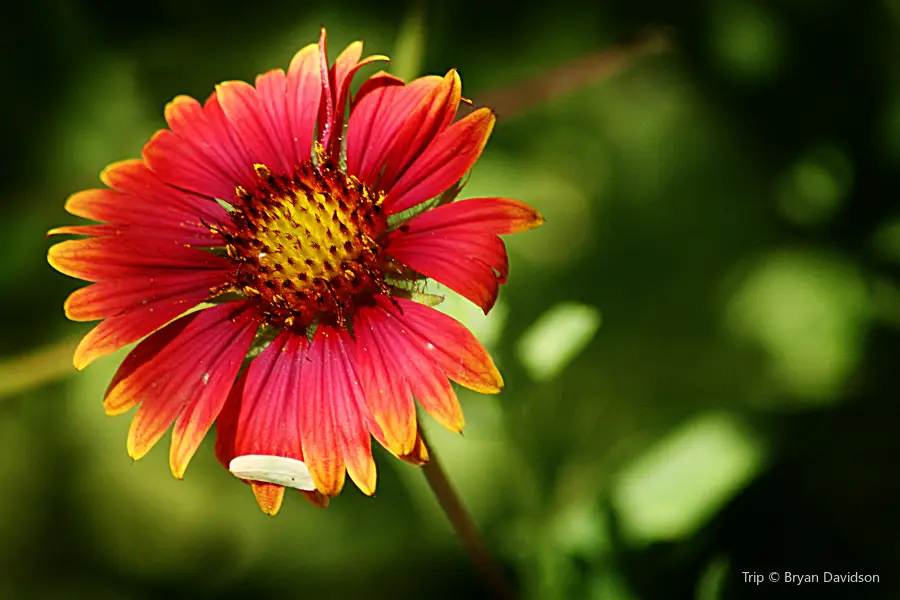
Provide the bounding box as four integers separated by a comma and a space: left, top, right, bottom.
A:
221, 161, 388, 330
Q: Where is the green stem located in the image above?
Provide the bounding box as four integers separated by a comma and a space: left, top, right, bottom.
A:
0, 336, 80, 402
420, 429, 516, 600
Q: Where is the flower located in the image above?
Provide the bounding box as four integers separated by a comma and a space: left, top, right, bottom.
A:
47, 27, 543, 515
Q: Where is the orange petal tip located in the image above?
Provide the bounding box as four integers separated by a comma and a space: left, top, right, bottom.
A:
463, 365, 504, 395
170, 428, 209, 481
449, 416, 466, 434
287, 43, 318, 74
46, 226, 70, 238
301, 489, 330, 509
362, 54, 390, 64
346, 452, 377, 497
169, 454, 188, 480
310, 464, 346, 497
103, 381, 138, 415
125, 434, 151, 463
372, 412, 418, 457
72, 349, 95, 372
356, 479, 376, 497
398, 434, 430, 466
251, 482, 285, 516
99, 158, 141, 183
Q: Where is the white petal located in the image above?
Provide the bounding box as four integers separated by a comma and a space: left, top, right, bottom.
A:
228, 454, 316, 490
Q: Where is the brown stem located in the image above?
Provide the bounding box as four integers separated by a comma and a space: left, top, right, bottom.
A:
462, 26, 674, 122
420, 428, 516, 600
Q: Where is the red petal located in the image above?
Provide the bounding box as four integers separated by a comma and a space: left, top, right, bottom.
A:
72, 298, 204, 371
346, 75, 442, 186
300, 325, 377, 496
315, 31, 389, 160
315, 27, 334, 151
103, 311, 198, 416
376, 296, 503, 393
404, 348, 464, 433
387, 197, 542, 311
297, 323, 343, 496
354, 306, 418, 454
329, 50, 389, 159
217, 77, 291, 176
101, 160, 228, 229
216, 374, 288, 515
216, 331, 307, 458
104, 302, 258, 478
398, 197, 544, 235
216, 372, 284, 516
345, 77, 404, 182
47, 236, 231, 282
201, 92, 261, 187
67, 269, 228, 369
215, 332, 309, 515
143, 94, 254, 200
388, 232, 506, 312
377, 71, 462, 194
168, 308, 259, 478
351, 70, 404, 110
51, 161, 227, 246
64, 268, 228, 322
323, 327, 377, 495
356, 303, 464, 434
317, 40, 360, 157
383, 107, 495, 215
286, 43, 321, 166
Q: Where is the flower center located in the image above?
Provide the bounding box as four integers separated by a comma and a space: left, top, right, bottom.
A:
221, 161, 388, 330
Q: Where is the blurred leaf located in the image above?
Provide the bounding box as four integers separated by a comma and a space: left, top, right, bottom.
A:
612, 413, 766, 543
517, 302, 602, 382
726, 250, 868, 404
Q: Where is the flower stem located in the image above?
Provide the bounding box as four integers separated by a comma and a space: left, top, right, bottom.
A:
420, 429, 516, 600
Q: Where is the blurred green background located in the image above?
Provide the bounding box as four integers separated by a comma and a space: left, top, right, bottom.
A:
3, 0, 900, 598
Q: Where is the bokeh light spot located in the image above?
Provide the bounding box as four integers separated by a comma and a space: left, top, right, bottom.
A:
612, 413, 765, 543
777, 143, 853, 226
517, 302, 602, 382
709, 0, 786, 85
726, 250, 867, 403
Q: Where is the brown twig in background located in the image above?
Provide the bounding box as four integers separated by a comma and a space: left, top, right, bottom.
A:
466, 26, 674, 121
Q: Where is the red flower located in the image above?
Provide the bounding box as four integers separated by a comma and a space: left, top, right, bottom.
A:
48, 27, 543, 515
